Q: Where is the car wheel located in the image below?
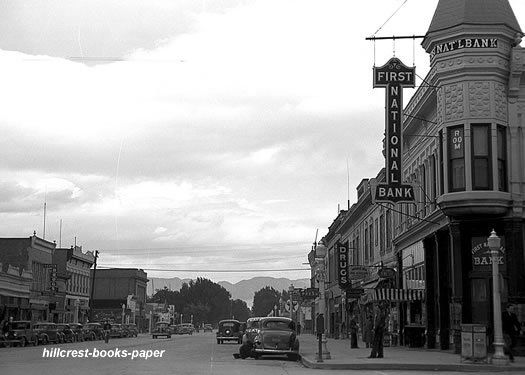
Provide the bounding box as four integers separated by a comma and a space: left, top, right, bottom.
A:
91, 333, 96, 341
42, 336, 49, 345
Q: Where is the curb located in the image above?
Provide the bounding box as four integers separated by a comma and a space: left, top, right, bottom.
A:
300, 355, 525, 372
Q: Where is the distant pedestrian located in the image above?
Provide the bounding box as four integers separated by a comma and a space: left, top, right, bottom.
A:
363, 315, 373, 348
297, 322, 301, 335
341, 321, 346, 339
103, 320, 111, 343
368, 306, 386, 358
350, 316, 358, 348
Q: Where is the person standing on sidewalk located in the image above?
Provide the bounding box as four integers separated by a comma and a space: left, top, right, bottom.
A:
349, 316, 358, 348
368, 305, 386, 358
502, 303, 520, 362
363, 315, 373, 348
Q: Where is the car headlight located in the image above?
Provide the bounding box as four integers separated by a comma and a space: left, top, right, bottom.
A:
13, 333, 17, 337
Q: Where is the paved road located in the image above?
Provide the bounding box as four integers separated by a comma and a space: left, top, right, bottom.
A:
0, 333, 517, 375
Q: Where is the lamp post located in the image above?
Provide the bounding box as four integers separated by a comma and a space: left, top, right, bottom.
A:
315, 242, 330, 360
487, 230, 507, 364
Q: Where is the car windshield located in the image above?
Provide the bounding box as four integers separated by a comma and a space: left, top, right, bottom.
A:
262, 320, 293, 331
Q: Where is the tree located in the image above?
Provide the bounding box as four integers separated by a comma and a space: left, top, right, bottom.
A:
252, 286, 281, 317
231, 299, 251, 322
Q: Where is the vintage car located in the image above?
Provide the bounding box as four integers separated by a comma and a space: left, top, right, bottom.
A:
109, 323, 125, 338
69, 323, 85, 341
83, 322, 104, 341
56, 323, 76, 342
2, 320, 39, 347
152, 322, 171, 339
250, 317, 299, 360
216, 319, 242, 344
123, 323, 139, 337
178, 323, 195, 335
203, 323, 213, 332
33, 322, 64, 344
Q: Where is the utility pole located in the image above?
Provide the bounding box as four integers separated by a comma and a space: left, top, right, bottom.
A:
89, 250, 99, 322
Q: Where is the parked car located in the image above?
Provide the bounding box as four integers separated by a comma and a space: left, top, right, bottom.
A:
123, 323, 138, 337
69, 323, 85, 341
178, 323, 195, 335
2, 320, 39, 347
152, 322, 171, 339
250, 317, 299, 360
203, 324, 213, 332
56, 324, 76, 343
83, 322, 104, 341
33, 322, 64, 344
216, 319, 242, 344
109, 323, 125, 338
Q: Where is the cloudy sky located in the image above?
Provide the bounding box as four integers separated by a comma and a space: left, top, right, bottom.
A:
1, 0, 524, 283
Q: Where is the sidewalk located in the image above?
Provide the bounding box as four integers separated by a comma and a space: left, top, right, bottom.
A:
299, 334, 525, 372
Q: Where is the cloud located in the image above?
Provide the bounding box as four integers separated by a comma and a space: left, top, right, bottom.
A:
2, 0, 525, 282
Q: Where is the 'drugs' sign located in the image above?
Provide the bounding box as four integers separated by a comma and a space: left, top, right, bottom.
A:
471, 236, 506, 272
336, 242, 350, 289
372, 57, 416, 204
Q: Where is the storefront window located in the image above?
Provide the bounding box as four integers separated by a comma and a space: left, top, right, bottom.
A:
448, 126, 465, 191
471, 124, 492, 190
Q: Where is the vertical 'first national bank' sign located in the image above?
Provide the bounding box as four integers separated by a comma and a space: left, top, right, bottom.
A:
372, 57, 416, 204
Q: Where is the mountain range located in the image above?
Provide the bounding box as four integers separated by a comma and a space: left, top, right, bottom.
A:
148, 276, 311, 308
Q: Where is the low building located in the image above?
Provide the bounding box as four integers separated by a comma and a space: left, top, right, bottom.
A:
91, 268, 148, 331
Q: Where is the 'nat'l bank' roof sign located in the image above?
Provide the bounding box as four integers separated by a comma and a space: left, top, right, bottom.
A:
372, 57, 416, 204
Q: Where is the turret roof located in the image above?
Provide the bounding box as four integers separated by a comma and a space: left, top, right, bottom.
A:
426, 0, 522, 35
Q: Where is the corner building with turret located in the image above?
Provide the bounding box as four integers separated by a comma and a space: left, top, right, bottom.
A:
313, 0, 525, 354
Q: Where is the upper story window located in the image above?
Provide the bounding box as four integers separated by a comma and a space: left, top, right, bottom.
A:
379, 214, 385, 255
448, 126, 465, 191
364, 227, 369, 263
369, 222, 374, 262
386, 210, 392, 252
497, 126, 507, 192
471, 124, 492, 190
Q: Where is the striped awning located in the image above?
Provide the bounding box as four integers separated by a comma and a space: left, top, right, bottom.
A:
368, 289, 425, 302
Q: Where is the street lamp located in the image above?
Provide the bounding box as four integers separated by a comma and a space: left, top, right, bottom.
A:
315, 241, 330, 360
487, 230, 507, 364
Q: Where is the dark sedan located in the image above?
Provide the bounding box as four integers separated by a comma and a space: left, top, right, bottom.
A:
251, 317, 299, 360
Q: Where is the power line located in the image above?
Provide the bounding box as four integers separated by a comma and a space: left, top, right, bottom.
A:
97, 266, 310, 273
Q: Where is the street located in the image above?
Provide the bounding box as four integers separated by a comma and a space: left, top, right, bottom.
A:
0, 331, 518, 375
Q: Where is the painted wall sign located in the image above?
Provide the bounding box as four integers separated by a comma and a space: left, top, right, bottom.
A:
471, 236, 506, 272
378, 267, 396, 279
337, 242, 350, 288
372, 57, 416, 203
430, 38, 498, 59
349, 265, 369, 279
